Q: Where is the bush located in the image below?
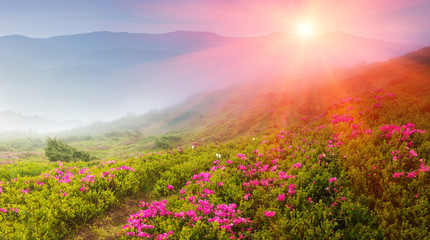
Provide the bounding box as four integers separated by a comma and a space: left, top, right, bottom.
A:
45, 137, 92, 162
154, 135, 182, 150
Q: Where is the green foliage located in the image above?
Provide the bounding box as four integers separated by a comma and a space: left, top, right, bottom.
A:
45, 137, 93, 162
1, 83, 430, 239
154, 135, 182, 150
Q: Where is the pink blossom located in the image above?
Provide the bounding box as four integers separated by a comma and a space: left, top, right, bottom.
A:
277, 193, 285, 201
291, 162, 302, 169
264, 211, 276, 217
188, 195, 196, 203
278, 171, 295, 180
406, 171, 417, 178
393, 172, 404, 178
191, 172, 212, 183
156, 231, 174, 240
288, 184, 297, 195
137, 232, 151, 238
331, 115, 353, 124
21, 189, 30, 194
202, 189, 214, 195
167, 185, 174, 191
244, 193, 252, 200
329, 177, 337, 183
419, 163, 429, 173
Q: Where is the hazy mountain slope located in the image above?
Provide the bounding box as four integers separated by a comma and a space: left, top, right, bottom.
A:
0, 31, 416, 123
39, 31, 234, 52
0, 35, 82, 68
67, 47, 430, 143
122, 32, 414, 99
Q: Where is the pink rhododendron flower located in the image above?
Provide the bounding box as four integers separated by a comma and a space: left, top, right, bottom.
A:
291, 162, 302, 169
277, 193, 285, 201
167, 185, 174, 191
406, 171, 417, 178
331, 115, 353, 124
264, 211, 276, 217
393, 172, 404, 178
288, 184, 297, 195
21, 189, 30, 194
202, 189, 214, 195
244, 193, 252, 200
137, 232, 151, 238
156, 231, 174, 240
329, 177, 337, 183
188, 195, 196, 203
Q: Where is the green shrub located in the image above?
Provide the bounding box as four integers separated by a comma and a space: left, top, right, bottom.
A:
44, 137, 92, 162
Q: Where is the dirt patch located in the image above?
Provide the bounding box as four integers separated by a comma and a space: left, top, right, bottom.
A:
66, 194, 147, 240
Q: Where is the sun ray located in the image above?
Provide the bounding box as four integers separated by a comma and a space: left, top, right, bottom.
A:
296, 21, 315, 37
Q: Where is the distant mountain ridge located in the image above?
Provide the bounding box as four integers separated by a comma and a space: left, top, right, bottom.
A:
39, 31, 232, 52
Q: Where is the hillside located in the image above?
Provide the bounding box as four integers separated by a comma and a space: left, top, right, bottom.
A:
65, 47, 430, 150
0, 53, 429, 238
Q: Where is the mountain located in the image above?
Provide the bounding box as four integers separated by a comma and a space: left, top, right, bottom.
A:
0, 31, 417, 122
39, 31, 233, 52
0, 35, 82, 68
0, 110, 86, 134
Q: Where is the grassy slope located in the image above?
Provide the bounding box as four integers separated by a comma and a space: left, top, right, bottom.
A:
0, 47, 429, 239
111, 48, 430, 239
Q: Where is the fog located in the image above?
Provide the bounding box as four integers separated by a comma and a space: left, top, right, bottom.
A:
0, 31, 417, 133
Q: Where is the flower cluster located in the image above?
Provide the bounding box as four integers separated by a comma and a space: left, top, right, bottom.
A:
379, 123, 426, 141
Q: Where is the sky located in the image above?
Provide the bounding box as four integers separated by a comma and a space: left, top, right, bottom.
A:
0, 0, 430, 129
0, 0, 429, 44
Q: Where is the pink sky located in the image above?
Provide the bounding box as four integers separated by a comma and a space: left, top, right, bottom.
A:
0, 0, 429, 43
127, 0, 430, 43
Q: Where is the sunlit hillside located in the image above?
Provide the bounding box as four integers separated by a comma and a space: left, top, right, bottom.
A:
0, 47, 429, 239
57, 47, 430, 149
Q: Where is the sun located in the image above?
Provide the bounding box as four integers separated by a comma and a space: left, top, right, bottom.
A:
296, 22, 315, 37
